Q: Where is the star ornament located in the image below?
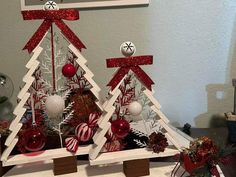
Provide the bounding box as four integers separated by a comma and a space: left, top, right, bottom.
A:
120, 41, 136, 57
44, 1, 59, 10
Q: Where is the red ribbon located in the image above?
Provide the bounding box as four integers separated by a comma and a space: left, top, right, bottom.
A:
106, 55, 154, 91
22, 9, 86, 53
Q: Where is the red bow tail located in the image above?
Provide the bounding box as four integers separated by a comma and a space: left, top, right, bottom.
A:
23, 20, 52, 53
107, 67, 130, 90
131, 66, 154, 90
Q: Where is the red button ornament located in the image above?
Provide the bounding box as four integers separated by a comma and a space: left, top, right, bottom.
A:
62, 64, 77, 78
111, 118, 130, 139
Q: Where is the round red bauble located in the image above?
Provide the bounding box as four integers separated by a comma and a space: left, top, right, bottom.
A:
23, 126, 46, 152
62, 64, 77, 78
111, 119, 130, 139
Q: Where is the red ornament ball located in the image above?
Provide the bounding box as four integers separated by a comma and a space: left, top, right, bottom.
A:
62, 64, 77, 78
23, 126, 46, 152
111, 119, 130, 139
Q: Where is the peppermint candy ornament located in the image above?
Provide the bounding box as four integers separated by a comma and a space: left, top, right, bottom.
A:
44, 1, 59, 10
76, 123, 93, 142
75, 113, 100, 142
65, 137, 79, 153
65, 113, 100, 152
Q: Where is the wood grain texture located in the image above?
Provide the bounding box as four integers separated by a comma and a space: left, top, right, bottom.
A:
123, 159, 150, 177
53, 156, 77, 176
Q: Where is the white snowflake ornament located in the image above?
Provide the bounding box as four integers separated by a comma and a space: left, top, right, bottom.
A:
43, 1, 59, 10
120, 41, 136, 57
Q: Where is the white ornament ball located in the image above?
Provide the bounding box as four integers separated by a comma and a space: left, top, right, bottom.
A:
120, 41, 136, 57
44, 1, 59, 10
45, 95, 65, 118
128, 101, 142, 116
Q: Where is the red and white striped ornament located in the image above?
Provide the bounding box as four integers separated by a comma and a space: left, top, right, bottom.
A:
65, 137, 79, 153
75, 123, 93, 142
65, 113, 100, 152
75, 113, 100, 142
88, 113, 100, 128
104, 140, 123, 152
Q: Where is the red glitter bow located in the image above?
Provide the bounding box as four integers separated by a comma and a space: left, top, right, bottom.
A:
106, 55, 154, 91
22, 9, 86, 53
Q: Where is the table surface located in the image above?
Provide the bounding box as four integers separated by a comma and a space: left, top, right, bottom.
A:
2, 128, 235, 177
3, 161, 189, 177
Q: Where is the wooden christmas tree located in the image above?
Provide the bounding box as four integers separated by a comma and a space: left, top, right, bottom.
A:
89, 42, 192, 176
1, 2, 103, 175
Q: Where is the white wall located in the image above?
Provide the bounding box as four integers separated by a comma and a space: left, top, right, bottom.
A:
1, 0, 236, 127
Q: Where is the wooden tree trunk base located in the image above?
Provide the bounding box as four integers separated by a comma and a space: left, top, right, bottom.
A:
123, 159, 150, 177
53, 156, 77, 176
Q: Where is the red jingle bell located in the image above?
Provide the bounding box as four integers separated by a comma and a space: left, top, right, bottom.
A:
62, 64, 77, 78
23, 126, 46, 152
111, 118, 130, 139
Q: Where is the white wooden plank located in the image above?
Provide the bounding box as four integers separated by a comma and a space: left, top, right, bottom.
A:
95, 100, 103, 112
89, 137, 107, 160
13, 93, 30, 115
99, 107, 116, 129
143, 88, 161, 109
23, 61, 40, 82
21, 0, 149, 10
18, 78, 34, 99
25, 47, 43, 68
18, 61, 39, 99
1, 138, 18, 162
69, 44, 87, 65
93, 122, 111, 145
90, 147, 179, 166
9, 108, 26, 130
164, 133, 181, 150
88, 80, 101, 97
167, 123, 193, 142
80, 65, 94, 79
104, 90, 121, 112
97, 106, 115, 126
5, 123, 23, 146
151, 106, 169, 123
158, 119, 190, 149
2, 145, 92, 167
